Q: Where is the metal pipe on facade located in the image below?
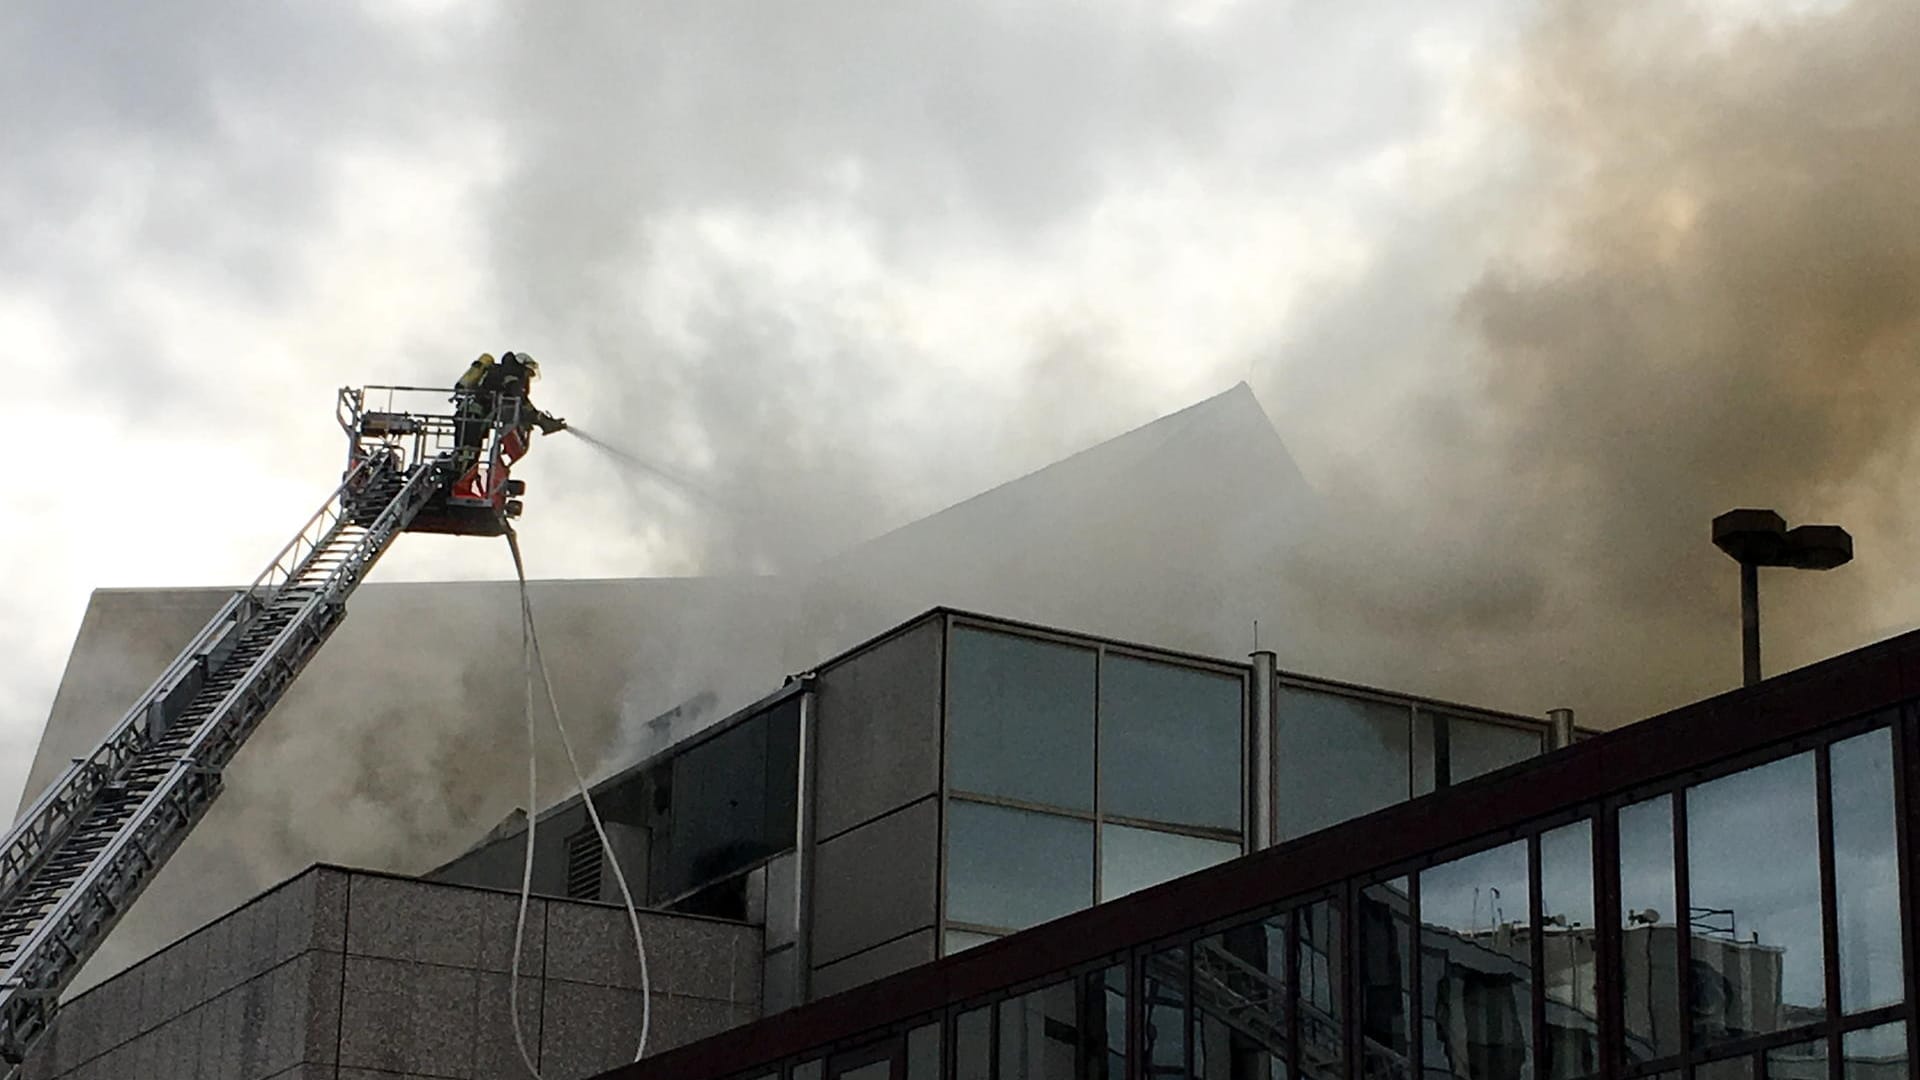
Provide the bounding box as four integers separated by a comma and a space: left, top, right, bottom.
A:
1249, 650, 1277, 850
792, 675, 819, 1004
1546, 708, 1576, 751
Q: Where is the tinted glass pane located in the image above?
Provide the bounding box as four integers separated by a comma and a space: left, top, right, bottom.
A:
1195, 912, 1291, 1080
1696, 1055, 1756, 1080
1100, 824, 1240, 901
949, 627, 1096, 810
1687, 753, 1823, 1045
1448, 719, 1543, 784
1100, 654, 1244, 829
1298, 899, 1345, 1080
1841, 1021, 1907, 1079
1001, 981, 1078, 1080
956, 1007, 992, 1080
1766, 1038, 1827, 1080
837, 1062, 889, 1080
654, 698, 801, 901
1618, 795, 1681, 1064
945, 929, 1000, 955
1144, 946, 1189, 1079
1276, 687, 1411, 841
1540, 821, 1598, 1080
946, 800, 1094, 930
1831, 728, 1903, 1013
908, 1024, 941, 1080
1359, 878, 1413, 1080
1085, 966, 1127, 1080
795, 1062, 824, 1080
1420, 841, 1532, 1080
1414, 713, 1439, 798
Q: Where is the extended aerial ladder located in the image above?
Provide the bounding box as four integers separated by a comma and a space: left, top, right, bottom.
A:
0, 386, 541, 1066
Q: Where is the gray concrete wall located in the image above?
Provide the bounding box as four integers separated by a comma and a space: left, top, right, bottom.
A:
22, 865, 760, 1080
801, 618, 944, 1002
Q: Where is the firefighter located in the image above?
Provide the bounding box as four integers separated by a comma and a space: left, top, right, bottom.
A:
452, 353, 496, 472
486, 351, 566, 437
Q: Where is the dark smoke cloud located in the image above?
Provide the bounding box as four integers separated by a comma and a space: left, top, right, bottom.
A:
1282, 0, 1920, 724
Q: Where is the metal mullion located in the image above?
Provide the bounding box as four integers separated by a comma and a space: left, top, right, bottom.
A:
1529, 831, 1546, 1080
1596, 803, 1622, 1080
1183, 940, 1196, 1080
1094, 644, 1105, 907
1128, 947, 1144, 1080
1285, 906, 1300, 1080
1672, 789, 1694, 1076
1345, 877, 1361, 1080
1813, 744, 1842, 1080
1894, 704, 1920, 1080
1408, 873, 1422, 1080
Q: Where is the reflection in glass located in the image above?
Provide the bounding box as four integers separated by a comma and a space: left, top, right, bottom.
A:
1100, 655, 1244, 829
1298, 899, 1345, 1080
1765, 1038, 1827, 1080
1001, 980, 1078, 1080
1359, 878, 1413, 1080
795, 1061, 824, 1080
1841, 1021, 1907, 1079
946, 800, 1094, 930
1448, 719, 1544, 784
1414, 713, 1438, 798
949, 627, 1097, 810
1195, 912, 1291, 1080
1618, 795, 1681, 1064
1144, 946, 1189, 1079
1419, 842, 1532, 1080
956, 1007, 991, 1080
1539, 821, 1599, 1080
1276, 688, 1411, 840
945, 929, 1001, 955
1694, 1055, 1756, 1080
1687, 753, 1823, 1045
1085, 965, 1127, 1080
1831, 728, 1904, 1014
1100, 823, 1241, 901
907, 1024, 941, 1080
836, 1061, 890, 1080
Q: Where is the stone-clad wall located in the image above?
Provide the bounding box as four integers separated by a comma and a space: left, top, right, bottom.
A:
23, 865, 760, 1080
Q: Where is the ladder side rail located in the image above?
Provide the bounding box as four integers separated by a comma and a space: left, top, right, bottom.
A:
0, 460, 446, 1060
0, 592, 251, 899
0, 457, 380, 906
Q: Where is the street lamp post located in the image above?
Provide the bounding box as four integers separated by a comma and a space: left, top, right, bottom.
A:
1711, 508, 1853, 687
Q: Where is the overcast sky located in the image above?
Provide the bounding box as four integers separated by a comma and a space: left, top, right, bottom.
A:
9, 0, 1916, 815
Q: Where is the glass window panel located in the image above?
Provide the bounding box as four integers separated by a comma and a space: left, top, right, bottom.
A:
956, 1007, 992, 1080
908, 1024, 941, 1080
654, 698, 802, 901
836, 1062, 890, 1080
1618, 794, 1681, 1064
1765, 1037, 1827, 1080
1414, 712, 1439, 797
1419, 841, 1532, 1080
1540, 820, 1599, 1080
1276, 687, 1412, 841
949, 627, 1097, 810
1831, 728, 1904, 1014
1195, 912, 1292, 1080
944, 929, 1001, 955
1687, 753, 1824, 1045
1100, 654, 1245, 829
1001, 980, 1079, 1080
1447, 719, 1544, 784
946, 800, 1094, 930
1359, 878, 1413, 1080
1083, 965, 1127, 1080
1144, 946, 1189, 1079
1100, 824, 1241, 901
1696, 1055, 1757, 1080
1841, 1021, 1907, 1079
795, 1061, 824, 1080
1298, 899, 1346, 1080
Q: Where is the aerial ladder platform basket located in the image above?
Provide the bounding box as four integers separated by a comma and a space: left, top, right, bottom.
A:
0, 386, 537, 1067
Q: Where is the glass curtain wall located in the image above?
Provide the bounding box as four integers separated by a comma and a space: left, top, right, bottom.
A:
1274, 687, 1544, 843
945, 622, 1247, 949
725, 710, 1908, 1080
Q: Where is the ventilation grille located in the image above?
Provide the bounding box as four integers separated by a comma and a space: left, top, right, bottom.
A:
564, 828, 603, 901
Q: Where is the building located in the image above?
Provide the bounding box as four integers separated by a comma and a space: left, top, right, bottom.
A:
607, 616, 1919, 1080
